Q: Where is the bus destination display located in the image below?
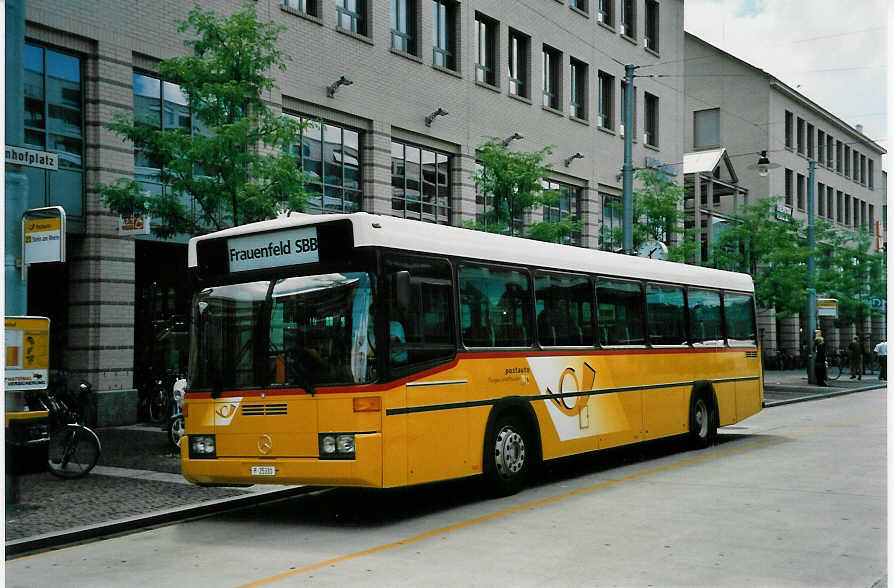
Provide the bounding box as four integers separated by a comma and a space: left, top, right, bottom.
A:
228, 227, 319, 272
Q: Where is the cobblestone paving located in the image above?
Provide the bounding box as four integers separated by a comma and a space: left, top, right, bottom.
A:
6, 472, 247, 541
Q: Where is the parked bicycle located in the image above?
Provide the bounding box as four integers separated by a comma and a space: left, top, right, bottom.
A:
825, 351, 844, 380
38, 381, 101, 479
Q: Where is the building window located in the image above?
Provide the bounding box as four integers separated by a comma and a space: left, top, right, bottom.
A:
432, 0, 457, 71
600, 193, 622, 251
391, 0, 418, 55
868, 159, 874, 189
286, 116, 362, 214
597, 0, 613, 26
784, 111, 793, 149
860, 154, 866, 185
693, 108, 719, 149
844, 194, 851, 225
508, 28, 530, 99
620, 80, 636, 139
474, 12, 498, 85
826, 135, 833, 168
817, 130, 825, 165
542, 180, 581, 245
644, 92, 658, 147
570, 58, 588, 120
621, 0, 636, 38
571, 0, 589, 14
24, 44, 84, 217
597, 70, 614, 128
826, 186, 833, 220
337, 0, 367, 35
806, 123, 814, 158
542, 45, 562, 110
283, 0, 319, 17
817, 182, 825, 217
836, 190, 843, 223
836, 140, 842, 172
392, 140, 451, 224
796, 117, 804, 154
132, 72, 191, 210
860, 200, 867, 228
644, 0, 659, 52
796, 173, 805, 211
869, 204, 875, 230
784, 168, 793, 207
844, 145, 851, 178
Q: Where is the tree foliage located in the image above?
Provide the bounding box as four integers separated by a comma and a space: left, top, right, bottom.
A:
97, 3, 311, 238
602, 169, 697, 261
816, 225, 886, 327
469, 138, 579, 240
708, 197, 810, 317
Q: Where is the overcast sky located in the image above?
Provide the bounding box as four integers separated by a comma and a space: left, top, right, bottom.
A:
684, 0, 888, 167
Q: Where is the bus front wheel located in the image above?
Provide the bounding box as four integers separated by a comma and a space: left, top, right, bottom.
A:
484, 415, 532, 496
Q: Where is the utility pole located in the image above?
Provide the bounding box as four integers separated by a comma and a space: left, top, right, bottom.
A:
806, 159, 817, 384
6, 0, 28, 316
622, 64, 636, 254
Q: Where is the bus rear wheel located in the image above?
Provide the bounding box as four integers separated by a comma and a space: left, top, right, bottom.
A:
485, 415, 533, 496
689, 394, 716, 449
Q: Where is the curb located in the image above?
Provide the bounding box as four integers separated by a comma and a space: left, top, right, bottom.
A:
763, 383, 886, 408
6, 485, 320, 559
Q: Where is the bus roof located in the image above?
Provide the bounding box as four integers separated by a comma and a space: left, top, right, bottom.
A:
188, 212, 754, 292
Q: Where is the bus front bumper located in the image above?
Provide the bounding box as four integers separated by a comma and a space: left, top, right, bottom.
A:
180, 432, 383, 488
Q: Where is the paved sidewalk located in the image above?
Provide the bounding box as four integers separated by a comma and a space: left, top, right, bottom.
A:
5, 370, 886, 555
762, 368, 887, 406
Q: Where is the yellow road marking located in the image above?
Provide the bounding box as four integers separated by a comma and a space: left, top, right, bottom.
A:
239, 436, 786, 587
242, 410, 882, 587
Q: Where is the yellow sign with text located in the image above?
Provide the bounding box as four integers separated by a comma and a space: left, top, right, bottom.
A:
5, 316, 50, 391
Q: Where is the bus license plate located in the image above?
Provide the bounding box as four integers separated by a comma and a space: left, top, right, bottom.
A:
250, 465, 276, 476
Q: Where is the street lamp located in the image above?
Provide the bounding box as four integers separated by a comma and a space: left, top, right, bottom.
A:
755, 151, 817, 383
425, 107, 449, 127
326, 75, 353, 98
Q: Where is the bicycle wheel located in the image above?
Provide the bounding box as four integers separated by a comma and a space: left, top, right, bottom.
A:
147, 389, 170, 423
47, 424, 101, 479
828, 359, 842, 380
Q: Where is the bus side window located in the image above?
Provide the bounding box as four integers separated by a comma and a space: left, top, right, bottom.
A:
688, 288, 724, 347
384, 255, 455, 369
646, 283, 686, 345
459, 265, 533, 348
723, 292, 757, 346
535, 271, 593, 347
596, 278, 645, 346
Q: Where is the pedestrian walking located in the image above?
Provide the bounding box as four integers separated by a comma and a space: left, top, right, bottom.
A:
848, 335, 863, 380
813, 334, 827, 386
873, 340, 887, 381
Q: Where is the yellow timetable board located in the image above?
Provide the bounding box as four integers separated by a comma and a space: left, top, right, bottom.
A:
5, 316, 50, 390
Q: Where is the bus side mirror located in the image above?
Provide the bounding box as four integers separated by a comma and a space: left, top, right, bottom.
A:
393, 271, 412, 313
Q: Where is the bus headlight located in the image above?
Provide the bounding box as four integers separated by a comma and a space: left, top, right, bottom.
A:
189, 435, 217, 459
319, 433, 355, 459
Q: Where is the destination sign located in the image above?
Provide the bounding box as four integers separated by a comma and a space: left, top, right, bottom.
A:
227, 227, 320, 272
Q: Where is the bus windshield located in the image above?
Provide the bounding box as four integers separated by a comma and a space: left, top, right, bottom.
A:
190, 272, 375, 392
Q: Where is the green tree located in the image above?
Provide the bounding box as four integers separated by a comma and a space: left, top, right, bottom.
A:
602, 169, 697, 261
709, 197, 810, 317
816, 226, 886, 328
469, 138, 578, 239
97, 3, 311, 238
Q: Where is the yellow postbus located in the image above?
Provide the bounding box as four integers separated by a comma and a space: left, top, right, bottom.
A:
181, 212, 762, 494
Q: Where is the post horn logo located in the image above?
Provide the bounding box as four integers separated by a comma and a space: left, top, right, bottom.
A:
257, 434, 273, 455
547, 362, 596, 417
215, 404, 237, 419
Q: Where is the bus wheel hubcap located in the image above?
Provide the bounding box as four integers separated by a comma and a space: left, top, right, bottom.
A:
695, 400, 708, 438
495, 427, 525, 477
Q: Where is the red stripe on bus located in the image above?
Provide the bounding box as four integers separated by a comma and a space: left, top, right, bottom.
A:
184, 347, 758, 400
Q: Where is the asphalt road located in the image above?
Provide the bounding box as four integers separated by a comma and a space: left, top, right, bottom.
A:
6, 389, 886, 588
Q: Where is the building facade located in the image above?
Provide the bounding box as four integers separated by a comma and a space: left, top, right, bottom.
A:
683, 33, 887, 360
13, 0, 686, 423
